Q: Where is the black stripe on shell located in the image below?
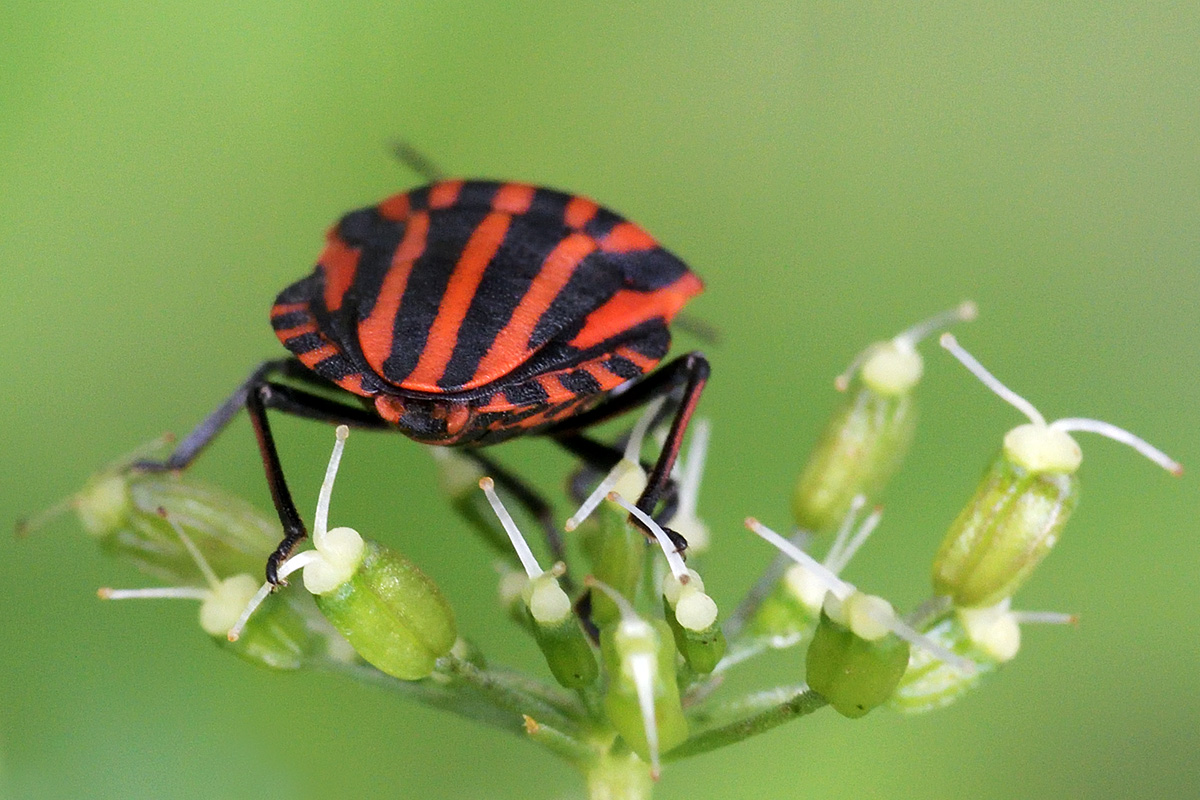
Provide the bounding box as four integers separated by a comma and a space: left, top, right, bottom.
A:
379, 205, 493, 385
601, 355, 643, 380
527, 249, 624, 351
436, 214, 572, 390
558, 369, 603, 398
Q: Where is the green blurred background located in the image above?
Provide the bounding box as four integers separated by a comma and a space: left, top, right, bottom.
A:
2, 2, 1197, 798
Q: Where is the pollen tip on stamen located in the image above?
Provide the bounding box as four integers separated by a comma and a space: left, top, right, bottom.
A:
744, 516, 759, 529
958, 300, 979, 321
522, 714, 539, 734
478, 476, 494, 491
335, 424, 350, 440
834, 375, 851, 392
97, 587, 113, 599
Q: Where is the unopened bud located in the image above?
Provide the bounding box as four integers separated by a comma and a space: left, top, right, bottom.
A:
805, 599, 911, 719
934, 336, 1180, 607
793, 303, 975, 532
891, 599, 1076, 713
480, 478, 598, 689
592, 579, 688, 777
98, 515, 313, 671
231, 427, 456, 681
662, 570, 726, 674
20, 437, 277, 585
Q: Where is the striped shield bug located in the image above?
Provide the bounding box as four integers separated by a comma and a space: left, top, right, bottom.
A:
137, 168, 709, 585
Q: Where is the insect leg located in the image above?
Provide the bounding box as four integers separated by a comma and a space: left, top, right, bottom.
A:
549, 352, 709, 541
249, 383, 397, 583
135, 360, 396, 584
134, 359, 293, 472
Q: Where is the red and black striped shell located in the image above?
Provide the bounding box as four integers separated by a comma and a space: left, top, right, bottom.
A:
270, 180, 702, 445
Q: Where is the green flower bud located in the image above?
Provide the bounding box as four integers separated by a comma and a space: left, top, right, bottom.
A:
933, 450, 1079, 607
593, 578, 688, 778
98, 514, 317, 671
935, 336, 1180, 608
746, 517, 976, 702
479, 478, 598, 689
662, 570, 726, 674
792, 303, 975, 532
312, 538, 457, 681
891, 600, 1075, 714
20, 437, 277, 585
230, 427, 456, 681
739, 505, 881, 648
580, 505, 645, 627
806, 594, 911, 719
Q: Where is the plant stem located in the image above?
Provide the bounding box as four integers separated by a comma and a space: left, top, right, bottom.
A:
438, 654, 588, 736
666, 687, 827, 761
586, 749, 654, 800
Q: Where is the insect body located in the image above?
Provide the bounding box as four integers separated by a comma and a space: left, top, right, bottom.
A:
140, 179, 709, 583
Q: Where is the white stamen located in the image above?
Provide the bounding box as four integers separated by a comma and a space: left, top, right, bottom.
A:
823, 495, 867, 573
479, 477, 544, 578
744, 517, 852, 600
226, 550, 320, 641
940, 334, 1046, 426
825, 506, 883, 576
1012, 611, 1078, 625
565, 460, 635, 532
608, 492, 689, 583
314, 425, 350, 549
630, 653, 661, 780
1050, 418, 1182, 475
163, 516, 221, 590
564, 398, 665, 531
625, 397, 667, 463
98, 587, 210, 601
893, 300, 977, 348
227, 581, 273, 642
875, 606, 976, 673
834, 348, 870, 392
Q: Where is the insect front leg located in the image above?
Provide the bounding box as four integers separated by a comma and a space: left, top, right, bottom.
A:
136, 360, 394, 584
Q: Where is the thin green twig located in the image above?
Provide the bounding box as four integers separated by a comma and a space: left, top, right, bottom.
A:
666, 686, 828, 761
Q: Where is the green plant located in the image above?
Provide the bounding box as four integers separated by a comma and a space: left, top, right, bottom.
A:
24, 304, 1181, 800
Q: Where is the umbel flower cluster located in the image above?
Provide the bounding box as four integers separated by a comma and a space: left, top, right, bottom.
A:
23, 304, 1181, 800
